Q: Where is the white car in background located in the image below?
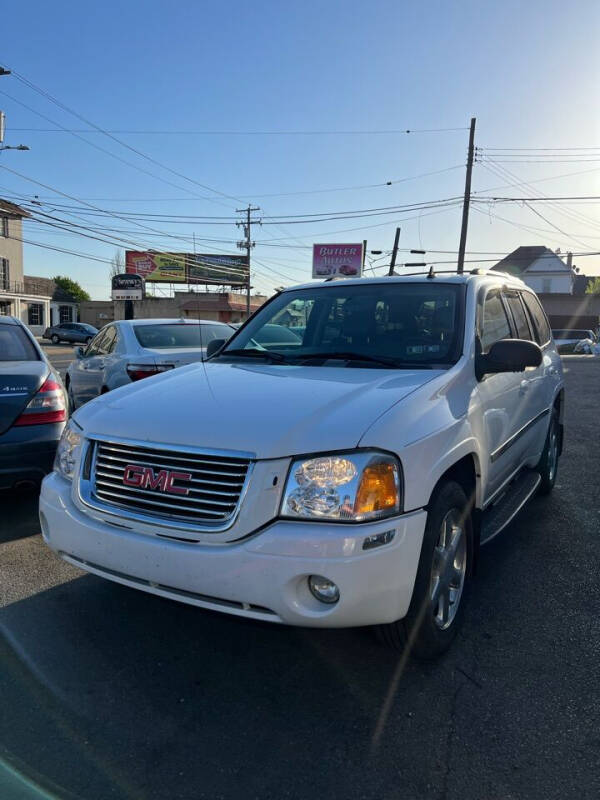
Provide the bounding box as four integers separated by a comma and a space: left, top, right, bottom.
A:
65, 318, 234, 409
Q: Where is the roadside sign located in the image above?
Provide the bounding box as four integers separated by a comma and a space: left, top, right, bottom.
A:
312, 243, 363, 279
111, 273, 145, 300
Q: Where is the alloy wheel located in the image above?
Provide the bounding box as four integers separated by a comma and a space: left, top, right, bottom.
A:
430, 508, 467, 630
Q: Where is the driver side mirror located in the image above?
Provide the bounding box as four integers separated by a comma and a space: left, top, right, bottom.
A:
75, 346, 85, 359
476, 339, 542, 380
206, 338, 225, 358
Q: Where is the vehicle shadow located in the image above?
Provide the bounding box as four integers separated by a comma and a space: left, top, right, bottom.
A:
0, 487, 42, 543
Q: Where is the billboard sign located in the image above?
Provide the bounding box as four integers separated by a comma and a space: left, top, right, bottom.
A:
111, 273, 144, 300
187, 253, 249, 285
125, 251, 249, 285
125, 251, 186, 282
312, 243, 363, 279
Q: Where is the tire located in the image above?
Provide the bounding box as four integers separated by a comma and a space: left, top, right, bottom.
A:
537, 410, 559, 495
376, 481, 473, 660
51, 334, 60, 344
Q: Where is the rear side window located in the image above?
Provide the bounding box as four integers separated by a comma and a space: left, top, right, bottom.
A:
0, 325, 39, 361
479, 290, 511, 352
504, 292, 532, 340
522, 293, 551, 346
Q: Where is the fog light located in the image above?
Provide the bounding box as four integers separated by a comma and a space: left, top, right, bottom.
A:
308, 575, 340, 604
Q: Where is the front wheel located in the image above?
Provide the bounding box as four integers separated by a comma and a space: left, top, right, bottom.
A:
51, 334, 60, 344
376, 481, 473, 659
537, 410, 559, 495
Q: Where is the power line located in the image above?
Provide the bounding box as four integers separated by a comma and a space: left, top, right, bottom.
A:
5, 126, 470, 135
4, 66, 244, 207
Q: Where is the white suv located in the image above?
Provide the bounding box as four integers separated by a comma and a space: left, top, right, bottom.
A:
40, 271, 564, 658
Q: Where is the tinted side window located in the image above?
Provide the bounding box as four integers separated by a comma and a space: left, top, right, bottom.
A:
505, 292, 532, 340
480, 290, 511, 352
99, 327, 116, 354
522, 292, 551, 346
85, 330, 107, 357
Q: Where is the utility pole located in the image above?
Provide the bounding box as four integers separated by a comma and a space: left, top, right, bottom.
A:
237, 204, 260, 317
388, 227, 401, 275
457, 116, 476, 274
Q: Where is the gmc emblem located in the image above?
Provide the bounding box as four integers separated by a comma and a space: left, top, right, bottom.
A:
123, 464, 193, 496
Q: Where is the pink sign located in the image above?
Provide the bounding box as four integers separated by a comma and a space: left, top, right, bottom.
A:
312, 243, 363, 278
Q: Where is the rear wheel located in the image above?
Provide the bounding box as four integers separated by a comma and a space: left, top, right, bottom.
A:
51, 334, 60, 344
537, 410, 559, 495
376, 481, 472, 659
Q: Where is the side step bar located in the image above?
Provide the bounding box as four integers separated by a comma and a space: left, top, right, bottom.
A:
480, 469, 541, 546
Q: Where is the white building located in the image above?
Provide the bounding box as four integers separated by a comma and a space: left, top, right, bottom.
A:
493, 246, 575, 293
0, 199, 78, 334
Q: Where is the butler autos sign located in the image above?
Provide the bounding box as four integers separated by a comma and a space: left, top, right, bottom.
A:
111, 273, 144, 300
312, 243, 363, 278
125, 251, 249, 285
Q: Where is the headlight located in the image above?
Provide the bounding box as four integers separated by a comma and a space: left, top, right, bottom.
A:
53, 419, 83, 481
281, 451, 402, 522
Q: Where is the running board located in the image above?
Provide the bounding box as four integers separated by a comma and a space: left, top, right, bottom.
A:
480, 469, 541, 546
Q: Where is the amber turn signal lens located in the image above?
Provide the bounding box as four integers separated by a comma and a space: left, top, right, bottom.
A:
354, 462, 399, 516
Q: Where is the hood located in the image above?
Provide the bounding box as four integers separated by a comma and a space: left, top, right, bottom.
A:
74, 361, 442, 459
0, 360, 49, 434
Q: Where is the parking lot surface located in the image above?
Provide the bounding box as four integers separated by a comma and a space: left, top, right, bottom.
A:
1, 356, 599, 800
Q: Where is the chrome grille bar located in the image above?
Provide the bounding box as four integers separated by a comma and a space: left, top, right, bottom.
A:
90, 439, 251, 526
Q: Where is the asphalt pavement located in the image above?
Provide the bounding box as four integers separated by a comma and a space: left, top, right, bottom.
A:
1, 356, 599, 800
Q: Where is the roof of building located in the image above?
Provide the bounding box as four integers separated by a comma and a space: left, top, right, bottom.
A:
24, 276, 79, 303
0, 198, 30, 218
492, 246, 561, 276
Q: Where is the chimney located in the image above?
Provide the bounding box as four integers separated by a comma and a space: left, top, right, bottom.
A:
566, 252, 573, 270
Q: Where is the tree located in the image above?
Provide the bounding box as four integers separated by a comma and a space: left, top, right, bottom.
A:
109, 249, 125, 280
585, 276, 600, 296
52, 275, 91, 303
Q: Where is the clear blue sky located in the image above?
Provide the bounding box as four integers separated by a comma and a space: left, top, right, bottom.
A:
2, 0, 599, 298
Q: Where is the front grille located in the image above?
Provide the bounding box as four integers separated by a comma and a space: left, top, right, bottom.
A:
91, 440, 251, 525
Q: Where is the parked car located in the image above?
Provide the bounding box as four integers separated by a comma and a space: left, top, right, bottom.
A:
43, 322, 98, 345
0, 316, 67, 489
65, 318, 234, 410
41, 271, 563, 658
552, 328, 598, 354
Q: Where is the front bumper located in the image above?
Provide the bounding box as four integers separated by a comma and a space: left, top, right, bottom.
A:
40, 471, 427, 628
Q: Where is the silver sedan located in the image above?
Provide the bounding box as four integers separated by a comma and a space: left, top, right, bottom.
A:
65, 318, 234, 410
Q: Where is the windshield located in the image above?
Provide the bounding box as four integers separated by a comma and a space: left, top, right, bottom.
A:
134, 323, 231, 349
222, 283, 463, 367
0, 325, 39, 361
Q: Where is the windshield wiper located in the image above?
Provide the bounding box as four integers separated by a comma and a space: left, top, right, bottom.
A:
296, 351, 400, 368
219, 348, 292, 364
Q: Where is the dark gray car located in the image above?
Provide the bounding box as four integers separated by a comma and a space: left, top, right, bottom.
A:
0, 316, 68, 489
43, 322, 98, 345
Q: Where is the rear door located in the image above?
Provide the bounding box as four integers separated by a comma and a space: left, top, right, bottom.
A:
0, 323, 47, 434
476, 287, 528, 502
69, 328, 110, 406
521, 290, 561, 459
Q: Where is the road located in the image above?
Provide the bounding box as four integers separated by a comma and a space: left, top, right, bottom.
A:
1, 356, 599, 800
